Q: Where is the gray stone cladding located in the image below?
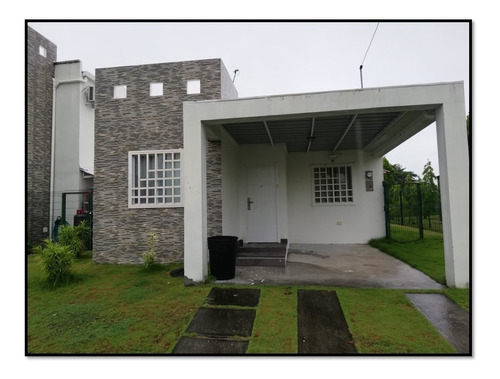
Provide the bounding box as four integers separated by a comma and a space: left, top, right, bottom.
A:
93, 59, 236, 264
27, 27, 57, 246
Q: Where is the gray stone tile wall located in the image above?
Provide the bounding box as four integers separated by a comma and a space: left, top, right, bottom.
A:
94, 59, 235, 264
207, 140, 222, 238
27, 27, 57, 246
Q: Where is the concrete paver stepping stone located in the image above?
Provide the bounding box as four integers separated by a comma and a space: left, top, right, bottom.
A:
298, 289, 357, 354
186, 307, 256, 337
406, 293, 470, 354
172, 287, 260, 354
172, 337, 249, 354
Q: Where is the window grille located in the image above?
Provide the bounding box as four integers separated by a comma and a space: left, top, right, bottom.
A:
129, 150, 183, 208
313, 165, 354, 204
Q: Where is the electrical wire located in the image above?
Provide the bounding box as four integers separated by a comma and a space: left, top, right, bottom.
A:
359, 23, 380, 88
361, 22, 380, 67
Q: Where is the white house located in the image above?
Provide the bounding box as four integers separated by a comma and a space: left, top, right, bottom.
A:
183, 82, 469, 288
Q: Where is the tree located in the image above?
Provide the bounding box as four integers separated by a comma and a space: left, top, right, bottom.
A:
421, 160, 440, 228
383, 157, 418, 186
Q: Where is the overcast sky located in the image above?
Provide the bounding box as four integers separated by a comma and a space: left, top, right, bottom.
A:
29, 21, 470, 177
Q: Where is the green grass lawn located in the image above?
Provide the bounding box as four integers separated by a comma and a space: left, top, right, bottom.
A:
27, 249, 468, 354
370, 234, 447, 285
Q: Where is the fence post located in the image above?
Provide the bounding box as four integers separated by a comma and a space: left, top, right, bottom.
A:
61, 193, 67, 224
383, 182, 391, 239
417, 183, 424, 239
88, 190, 93, 249
399, 185, 404, 226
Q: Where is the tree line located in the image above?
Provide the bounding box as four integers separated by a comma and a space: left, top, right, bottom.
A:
384, 157, 441, 230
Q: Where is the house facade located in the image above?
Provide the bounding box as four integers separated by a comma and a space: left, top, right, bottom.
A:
183, 83, 469, 288
28, 27, 469, 288
92, 59, 238, 264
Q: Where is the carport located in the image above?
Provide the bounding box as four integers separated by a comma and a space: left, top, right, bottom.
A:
183, 81, 469, 288
222, 243, 444, 289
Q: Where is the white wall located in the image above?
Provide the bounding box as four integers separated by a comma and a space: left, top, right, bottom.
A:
51, 62, 95, 227
287, 150, 385, 244
79, 72, 95, 175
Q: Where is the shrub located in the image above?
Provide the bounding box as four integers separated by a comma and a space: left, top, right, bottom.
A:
142, 232, 159, 270
58, 221, 89, 257
75, 220, 91, 249
37, 239, 74, 287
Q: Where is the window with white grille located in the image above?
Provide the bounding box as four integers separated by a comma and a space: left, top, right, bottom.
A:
129, 150, 183, 208
312, 165, 354, 204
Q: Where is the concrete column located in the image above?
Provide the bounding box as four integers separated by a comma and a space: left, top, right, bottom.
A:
435, 85, 469, 288
183, 106, 208, 283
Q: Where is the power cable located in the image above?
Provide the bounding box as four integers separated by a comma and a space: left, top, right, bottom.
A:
359, 23, 380, 88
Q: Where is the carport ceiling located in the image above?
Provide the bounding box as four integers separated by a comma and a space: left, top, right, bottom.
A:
221, 108, 436, 155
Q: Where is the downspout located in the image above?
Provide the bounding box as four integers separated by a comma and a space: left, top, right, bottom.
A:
49, 78, 57, 239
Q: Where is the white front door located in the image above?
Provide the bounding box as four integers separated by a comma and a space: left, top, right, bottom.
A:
246, 165, 278, 242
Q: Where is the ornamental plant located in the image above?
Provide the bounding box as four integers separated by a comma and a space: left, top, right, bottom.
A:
142, 232, 159, 270
58, 221, 90, 258
35, 239, 74, 287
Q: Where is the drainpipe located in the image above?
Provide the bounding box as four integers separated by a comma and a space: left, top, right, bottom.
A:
49, 78, 57, 239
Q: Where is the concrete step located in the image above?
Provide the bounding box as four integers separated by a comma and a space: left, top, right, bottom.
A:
236, 243, 287, 267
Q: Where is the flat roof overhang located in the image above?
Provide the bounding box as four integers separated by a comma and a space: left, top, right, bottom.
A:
187, 82, 461, 157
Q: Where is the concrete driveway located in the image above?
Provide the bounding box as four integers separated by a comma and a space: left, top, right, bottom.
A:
222, 243, 444, 289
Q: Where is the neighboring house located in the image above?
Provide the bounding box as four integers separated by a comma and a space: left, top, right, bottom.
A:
26, 26, 95, 246
27, 27, 56, 246
51, 60, 95, 229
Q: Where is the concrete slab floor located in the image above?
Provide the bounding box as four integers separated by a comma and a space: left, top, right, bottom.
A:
219, 243, 444, 289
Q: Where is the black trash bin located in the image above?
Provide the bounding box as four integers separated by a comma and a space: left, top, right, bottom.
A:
208, 236, 238, 280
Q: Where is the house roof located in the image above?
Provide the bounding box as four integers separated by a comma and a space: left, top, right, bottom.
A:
196, 82, 451, 156
220, 108, 435, 154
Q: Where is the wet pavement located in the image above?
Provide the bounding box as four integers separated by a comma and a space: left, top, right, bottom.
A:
406, 293, 470, 354
221, 243, 444, 289
197, 244, 469, 354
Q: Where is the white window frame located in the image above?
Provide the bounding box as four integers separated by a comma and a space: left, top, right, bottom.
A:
128, 149, 184, 208
113, 85, 127, 99
312, 165, 354, 205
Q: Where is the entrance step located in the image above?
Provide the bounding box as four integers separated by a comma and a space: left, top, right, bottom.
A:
236, 243, 287, 267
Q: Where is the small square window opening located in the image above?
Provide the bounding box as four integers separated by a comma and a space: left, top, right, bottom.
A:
150, 82, 163, 96
39, 46, 47, 57
114, 85, 127, 99
187, 79, 201, 94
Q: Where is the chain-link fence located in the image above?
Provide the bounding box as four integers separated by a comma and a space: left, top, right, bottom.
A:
383, 182, 442, 242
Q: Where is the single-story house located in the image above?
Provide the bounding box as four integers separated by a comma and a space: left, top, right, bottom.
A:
91, 59, 469, 288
